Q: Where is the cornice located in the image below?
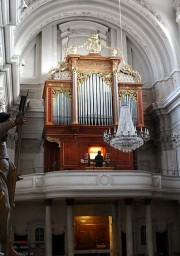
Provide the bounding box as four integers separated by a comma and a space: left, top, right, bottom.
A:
162, 87, 180, 109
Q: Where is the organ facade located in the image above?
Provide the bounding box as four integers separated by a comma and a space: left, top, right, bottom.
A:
43, 34, 144, 171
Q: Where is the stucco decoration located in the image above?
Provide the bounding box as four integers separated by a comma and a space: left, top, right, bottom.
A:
171, 128, 180, 147
132, 0, 167, 28
14, 0, 166, 56
16, 11, 151, 56
0, 100, 6, 112
17, 0, 167, 29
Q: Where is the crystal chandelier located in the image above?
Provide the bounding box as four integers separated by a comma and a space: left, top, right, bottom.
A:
103, 104, 150, 152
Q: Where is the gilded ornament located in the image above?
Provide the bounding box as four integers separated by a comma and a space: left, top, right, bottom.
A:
65, 33, 123, 58
86, 33, 102, 53
77, 70, 112, 87
118, 89, 137, 102
118, 63, 141, 83
47, 61, 69, 79
46, 136, 61, 147
52, 88, 72, 100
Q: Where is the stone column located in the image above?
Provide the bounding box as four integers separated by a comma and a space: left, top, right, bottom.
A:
45, 199, 53, 256
112, 204, 117, 256
112, 202, 122, 255
116, 201, 122, 256
125, 199, 133, 256
145, 199, 154, 256
66, 199, 74, 256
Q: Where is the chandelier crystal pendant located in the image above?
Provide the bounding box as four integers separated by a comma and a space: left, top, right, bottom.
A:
103, 104, 150, 152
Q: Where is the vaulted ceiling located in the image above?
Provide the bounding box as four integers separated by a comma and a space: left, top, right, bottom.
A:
1, 0, 180, 110
15, 0, 180, 85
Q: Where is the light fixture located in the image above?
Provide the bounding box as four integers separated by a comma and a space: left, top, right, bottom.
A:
103, 104, 150, 152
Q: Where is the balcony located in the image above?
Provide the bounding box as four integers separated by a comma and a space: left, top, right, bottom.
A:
15, 170, 180, 201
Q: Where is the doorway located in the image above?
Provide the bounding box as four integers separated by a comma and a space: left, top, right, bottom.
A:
52, 233, 65, 256
156, 231, 168, 256
74, 216, 111, 255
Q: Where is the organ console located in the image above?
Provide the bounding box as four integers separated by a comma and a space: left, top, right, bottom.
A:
43, 34, 144, 171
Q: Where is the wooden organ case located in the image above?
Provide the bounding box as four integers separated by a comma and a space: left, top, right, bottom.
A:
43, 34, 144, 171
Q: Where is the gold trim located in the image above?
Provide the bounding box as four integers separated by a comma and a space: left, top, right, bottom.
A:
47, 34, 141, 84
52, 88, 72, 100
118, 89, 137, 102
46, 136, 61, 147
47, 61, 70, 79
118, 63, 142, 83
86, 33, 102, 53
65, 33, 123, 58
48, 83, 71, 87
77, 70, 112, 86
78, 61, 111, 68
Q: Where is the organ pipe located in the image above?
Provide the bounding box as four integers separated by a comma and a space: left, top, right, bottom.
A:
78, 74, 113, 126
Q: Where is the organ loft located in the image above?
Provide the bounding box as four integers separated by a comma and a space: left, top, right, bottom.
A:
43, 33, 145, 171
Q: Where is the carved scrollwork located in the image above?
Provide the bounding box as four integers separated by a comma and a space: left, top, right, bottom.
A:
47, 61, 70, 79
77, 69, 112, 86
171, 129, 180, 147
78, 61, 111, 68
0, 99, 6, 112
118, 63, 142, 83
46, 136, 61, 147
118, 89, 137, 102
52, 88, 72, 100
86, 33, 102, 53
65, 33, 123, 58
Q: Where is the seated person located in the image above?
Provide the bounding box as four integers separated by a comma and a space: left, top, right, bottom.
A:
94, 151, 104, 167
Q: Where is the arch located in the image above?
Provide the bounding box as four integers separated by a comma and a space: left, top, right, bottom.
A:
14, 0, 179, 84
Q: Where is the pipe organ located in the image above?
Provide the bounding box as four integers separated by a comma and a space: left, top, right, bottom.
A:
43, 34, 144, 171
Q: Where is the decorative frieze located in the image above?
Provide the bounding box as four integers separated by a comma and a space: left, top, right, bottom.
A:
0, 99, 6, 112
171, 129, 180, 147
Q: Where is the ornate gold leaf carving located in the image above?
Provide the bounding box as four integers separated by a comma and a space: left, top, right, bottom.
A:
52, 88, 72, 100
47, 61, 69, 79
46, 136, 61, 147
118, 63, 142, 83
86, 33, 102, 53
118, 89, 137, 102
78, 61, 111, 67
65, 33, 123, 58
77, 70, 112, 86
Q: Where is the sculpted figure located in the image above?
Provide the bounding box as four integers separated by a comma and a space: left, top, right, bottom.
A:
0, 112, 26, 256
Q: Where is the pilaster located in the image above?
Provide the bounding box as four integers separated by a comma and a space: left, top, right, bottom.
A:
66, 199, 74, 256
144, 199, 154, 256
45, 199, 53, 256
125, 199, 133, 256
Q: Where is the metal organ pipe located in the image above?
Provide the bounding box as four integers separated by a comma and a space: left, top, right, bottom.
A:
78, 74, 113, 126
53, 92, 71, 125
120, 95, 137, 126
